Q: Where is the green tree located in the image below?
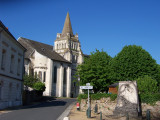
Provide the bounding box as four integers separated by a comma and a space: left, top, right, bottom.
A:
111, 45, 160, 83
137, 75, 160, 104
137, 75, 158, 94
77, 49, 113, 93
23, 75, 39, 87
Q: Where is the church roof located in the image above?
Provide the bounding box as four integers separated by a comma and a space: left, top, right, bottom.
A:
18, 37, 71, 63
61, 12, 73, 37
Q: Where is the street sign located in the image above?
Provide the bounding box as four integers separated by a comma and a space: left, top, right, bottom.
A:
80, 86, 93, 89
86, 83, 90, 86
79, 83, 93, 112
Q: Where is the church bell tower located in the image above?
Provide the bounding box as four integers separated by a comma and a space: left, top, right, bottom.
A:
54, 12, 83, 65
54, 12, 83, 97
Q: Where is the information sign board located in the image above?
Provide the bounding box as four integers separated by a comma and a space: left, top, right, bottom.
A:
80, 86, 93, 89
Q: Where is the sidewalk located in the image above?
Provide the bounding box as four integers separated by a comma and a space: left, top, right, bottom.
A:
68, 104, 129, 120
68, 105, 99, 120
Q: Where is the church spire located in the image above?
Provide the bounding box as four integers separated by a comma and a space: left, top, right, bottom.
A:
61, 12, 73, 37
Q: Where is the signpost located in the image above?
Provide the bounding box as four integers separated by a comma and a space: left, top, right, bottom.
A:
80, 83, 93, 118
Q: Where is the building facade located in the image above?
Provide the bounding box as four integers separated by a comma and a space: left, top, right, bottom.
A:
18, 12, 84, 97
0, 21, 25, 109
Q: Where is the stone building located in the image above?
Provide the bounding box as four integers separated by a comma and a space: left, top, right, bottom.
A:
18, 12, 84, 97
0, 21, 26, 109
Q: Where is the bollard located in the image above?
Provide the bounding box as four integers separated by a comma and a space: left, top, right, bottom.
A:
86, 108, 88, 116
146, 109, 150, 120
76, 102, 80, 111
94, 104, 98, 113
100, 112, 102, 120
87, 107, 91, 118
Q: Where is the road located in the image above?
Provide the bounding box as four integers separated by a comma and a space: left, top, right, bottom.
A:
0, 98, 76, 120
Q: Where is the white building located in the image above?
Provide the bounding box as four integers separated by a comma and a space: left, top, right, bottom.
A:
18, 12, 84, 97
0, 21, 26, 109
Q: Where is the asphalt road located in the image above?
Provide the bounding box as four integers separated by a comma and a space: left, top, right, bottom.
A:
0, 98, 76, 120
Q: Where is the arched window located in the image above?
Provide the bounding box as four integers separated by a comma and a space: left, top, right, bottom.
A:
38, 71, 42, 81
43, 71, 46, 82
54, 66, 57, 83
63, 68, 67, 84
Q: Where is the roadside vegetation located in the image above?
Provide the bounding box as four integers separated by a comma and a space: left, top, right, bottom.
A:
76, 45, 160, 104
23, 75, 46, 92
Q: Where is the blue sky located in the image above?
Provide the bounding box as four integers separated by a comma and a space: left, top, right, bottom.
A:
0, 0, 160, 64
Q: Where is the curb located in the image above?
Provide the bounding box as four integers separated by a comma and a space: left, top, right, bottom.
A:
56, 101, 76, 120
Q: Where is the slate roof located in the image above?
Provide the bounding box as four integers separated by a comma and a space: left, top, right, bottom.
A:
108, 83, 119, 87
0, 21, 26, 51
18, 37, 71, 63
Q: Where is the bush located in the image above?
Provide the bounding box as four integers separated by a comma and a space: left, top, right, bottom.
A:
23, 75, 39, 87
33, 82, 46, 92
137, 75, 159, 94
137, 75, 160, 104
140, 93, 160, 105
77, 93, 117, 103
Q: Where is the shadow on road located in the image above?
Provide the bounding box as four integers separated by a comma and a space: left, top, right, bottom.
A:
3, 97, 76, 111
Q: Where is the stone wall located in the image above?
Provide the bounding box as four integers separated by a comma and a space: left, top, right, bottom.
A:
80, 97, 117, 115
80, 98, 160, 119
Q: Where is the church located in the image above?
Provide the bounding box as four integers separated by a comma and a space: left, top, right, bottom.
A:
18, 12, 84, 97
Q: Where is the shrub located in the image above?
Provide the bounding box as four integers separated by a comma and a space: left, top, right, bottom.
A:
33, 82, 46, 92
137, 75, 159, 94
137, 75, 160, 104
140, 93, 160, 105
23, 75, 39, 87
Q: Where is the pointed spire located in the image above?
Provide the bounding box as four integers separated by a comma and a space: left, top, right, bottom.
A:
61, 12, 73, 37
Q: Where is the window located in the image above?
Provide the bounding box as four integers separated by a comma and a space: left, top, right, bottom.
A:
63, 68, 67, 84
43, 72, 46, 82
38, 71, 42, 81
17, 59, 21, 76
53, 66, 57, 83
1, 49, 6, 70
29, 68, 34, 76
0, 81, 3, 100
34, 71, 37, 77
16, 84, 20, 100
64, 43, 66, 48
10, 55, 14, 73
8, 83, 12, 100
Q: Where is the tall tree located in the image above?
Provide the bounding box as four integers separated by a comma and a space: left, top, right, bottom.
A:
111, 45, 160, 83
77, 50, 113, 93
